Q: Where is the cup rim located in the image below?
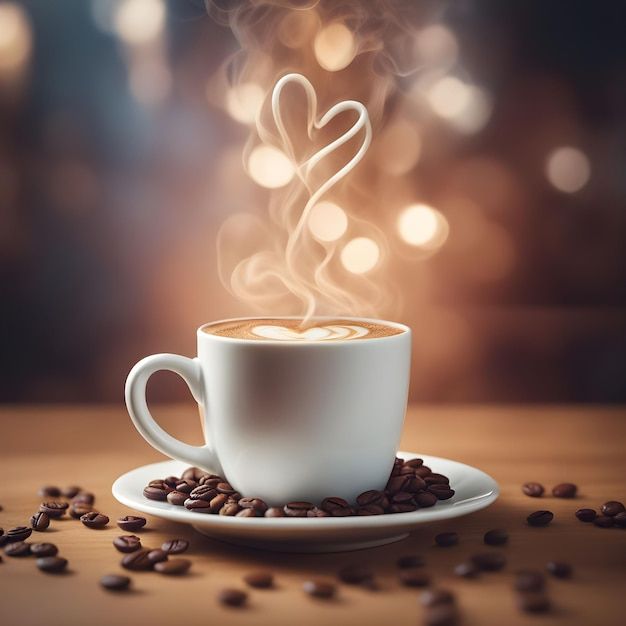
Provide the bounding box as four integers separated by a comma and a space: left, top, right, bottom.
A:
197, 316, 410, 345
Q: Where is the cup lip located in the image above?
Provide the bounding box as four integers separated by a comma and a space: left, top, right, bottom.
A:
197, 316, 410, 346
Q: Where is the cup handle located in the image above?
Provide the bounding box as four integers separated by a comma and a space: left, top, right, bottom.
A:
125, 353, 221, 473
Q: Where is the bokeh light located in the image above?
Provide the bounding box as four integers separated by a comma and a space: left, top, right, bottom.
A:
247, 145, 295, 189
0, 3, 32, 74
114, 0, 165, 46
545, 146, 591, 193
340, 237, 380, 274
378, 120, 421, 175
314, 22, 356, 72
414, 24, 458, 70
398, 204, 449, 250
308, 201, 348, 242
225, 83, 265, 124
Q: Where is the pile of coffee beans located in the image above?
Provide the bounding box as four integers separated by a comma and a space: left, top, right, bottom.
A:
575, 500, 625, 529
143, 457, 454, 517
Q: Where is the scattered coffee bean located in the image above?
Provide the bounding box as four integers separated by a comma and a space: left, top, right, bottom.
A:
399, 570, 431, 587
454, 562, 479, 578
38, 486, 61, 498
7, 526, 32, 542
338, 564, 373, 584
552, 483, 577, 498
72, 492, 95, 505
514, 570, 545, 592
30, 512, 50, 532
284, 501, 315, 517
527, 510, 554, 527
397, 554, 424, 569
4, 541, 31, 557
424, 605, 458, 626
601, 501, 625, 517
143, 485, 169, 501
593, 515, 615, 528
470, 552, 506, 572
62, 486, 81, 498
415, 492, 438, 508
155, 559, 191, 575
147, 549, 168, 565
546, 561, 572, 578
303, 579, 336, 598
218, 588, 247, 607
184, 498, 212, 513
166, 490, 188, 506
161, 539, 189, 554
80, 512, 109, 529
575, 508, 597, 522
243, 571, 274, 588
117, 515, 146, 532
121, 549, 153, 571
420, 588, 455, 607
483, 528, 508, 546
522, 482, 544, 497
113, 535, 142, 553
69, 503, 93, 519
264, 507, 285, 517
613, 512, 626, 528
36, 556, 67, 573
517, 592, 551, 613
435, 532, 459, 547
39, 501, 68, 519
100, 574, 131, 591
0, 536, 8, 548
30, 543, 58, 557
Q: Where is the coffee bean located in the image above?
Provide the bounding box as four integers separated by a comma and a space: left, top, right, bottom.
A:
219, 502, 241, 516
184, 498, 212, 513
303, 579, 336, 598
425, 473, 450, 485
420, 588, 455, 607
390, 503, 418, 513
0, 536, 8, 548
483, 529, 508, 545
356, 504, 385, 515
386, 475, 412, 494
62, 486, 81, 498
174, 479, 197, 494
198, 475, 221, 487
435, 532, 458, 547
218, 588, 247, 607
117, 515, 146, 532
454, 562, 479, 578
514, 570, 545, 592
552, 483, 577, 498
72, 492, 95, 505
100, 574, 131, 591
69, 503, 93, 519
546, 561, 572, 578
338, 564, 373, 584
121, 549, 153, 571
601, 501, 625, 517
404, 457, 424, 468
392, 491, 416, 505
147, 549, 168, 564
517, 592, 551, 613
428, 485, 455, 500
155, 559, 191, 575
236, 508, 259, 518
284, 501, 315, 517
321, 497, 352, 516
113, 535, 142, 553
238, 497, 268, 514
522, 482, 544, 497
36, 556, 68, 573
163, 475, 180, 489
216, 482, 236, 495
80, 512, 109, 529
7, 526, 32, 542
143, 485, 169, 501
415, 492, 438, 508
415, 465, 433, 478
307, 507, 331, 517
39, 501, 68, 519
593, 515, 615, 528
575, 508, 597, 522
424, 605, 458, 626
527, 510, 554, 527
397, 554, 424, 568
407, 476, 428, 493
39, 486, 61, 498
243, 571, 274, 588
4, 541, 31, 557
356, 490, 388, 508
30, 512, 50, 532
189, 484, 218, 501
181, 467, 207, 482
614, 512, 626, 528
399, 570, 430, 587
166, 490, 188, 506
264, 507, 285, 518
161, 539, 189, 555
30, 543, 58, 557
470, 552, 506, 572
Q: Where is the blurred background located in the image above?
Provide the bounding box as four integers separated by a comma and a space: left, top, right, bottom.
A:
1, 0, 625, 404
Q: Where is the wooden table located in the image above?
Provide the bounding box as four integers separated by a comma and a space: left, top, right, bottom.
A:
1, 405, 624, 626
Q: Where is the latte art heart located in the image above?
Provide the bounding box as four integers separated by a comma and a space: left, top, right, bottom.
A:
251, 324, 370, 342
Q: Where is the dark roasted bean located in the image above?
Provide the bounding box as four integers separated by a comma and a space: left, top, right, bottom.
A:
198, 475, 221, 487
30, 543, 58, 557
517, 592, 550, 613
428, 484, 455, 500
284, 501, 315, 517
218, 588, 247, 607
483, 529, 508, 545
100, 574, 131, 590
166, 490, 188, 506
113, 535, 142, 553
407, 476, 428, 492
415, 492, 438, 508
184, 498, 212, 513
552, 483, 577, 498
80, 512, 109, 529
121, 549, 153, 571
575, 508, 597, 522
117, 515, 146, 532
143, 485, 168, 501
303, 579, 336, 598
208, 493, 229, 513
399, 570, 430, 587
238, 497, 268, 514
30, 512, 50, 532
522, 482, 544, 497
321, 497, 351, 516
593, 515, 614, 528
392, 491, 415, 504
0, 536, 9, 548
546, 561, 572, 578
189, 485, 218, 501
4, 541, 31, 557
62, 486, 81, 498
181, 467, 208, 482
338, 564, 373, 584
390, 502, 418, 513
244, 570, 274, 588
264, 507, 285, 518
155, 559, 191, 575
147, 549, 168, 564
419, 588, 455, 607
425, 473, 450, 485
307, 507, 330, 517
36, 556, 67, 573
148, 479, 172, 490
386, 475, 411, 493
69, 503, 93, 519
397, 554, 424, 568
527, 510, 553, 527
435, 532, 458, 547
356, 504, 385, 515
174, 479, 197, 494
216, 482, 236, 495
219, 502, 241, 516
7, 527, 31, 542
601, 501, 625, 517
356, 490, 387, 507
415, 465, 432, 477
72, 492, 95, 505
39, 501, 68, 519
163, 476, 180, 489
514, 570, 545, 592
614, 512, 626, 527
470, 552, 506, 571
454, 562, 479, 578
161, 539, 189, 554
404, 458, 423, 468
39, 486, 61, 498
236, 508, 259, 518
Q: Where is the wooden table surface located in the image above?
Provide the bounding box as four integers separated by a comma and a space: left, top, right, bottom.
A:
1, 405, 625, 626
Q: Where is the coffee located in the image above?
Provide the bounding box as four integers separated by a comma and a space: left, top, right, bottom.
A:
202, 318, 404, 342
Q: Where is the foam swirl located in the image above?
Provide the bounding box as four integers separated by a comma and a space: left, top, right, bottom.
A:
251, 324, 370, 342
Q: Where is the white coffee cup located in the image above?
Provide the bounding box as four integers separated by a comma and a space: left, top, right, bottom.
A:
125, 316, 411, 505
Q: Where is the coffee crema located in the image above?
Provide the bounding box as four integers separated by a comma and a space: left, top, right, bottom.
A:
203, 319, 404, 342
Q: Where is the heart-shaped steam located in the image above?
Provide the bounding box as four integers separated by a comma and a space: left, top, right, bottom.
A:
251, 323, 370, 342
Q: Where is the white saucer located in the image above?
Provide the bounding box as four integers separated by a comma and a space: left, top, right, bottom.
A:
112, 453, 498, 553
